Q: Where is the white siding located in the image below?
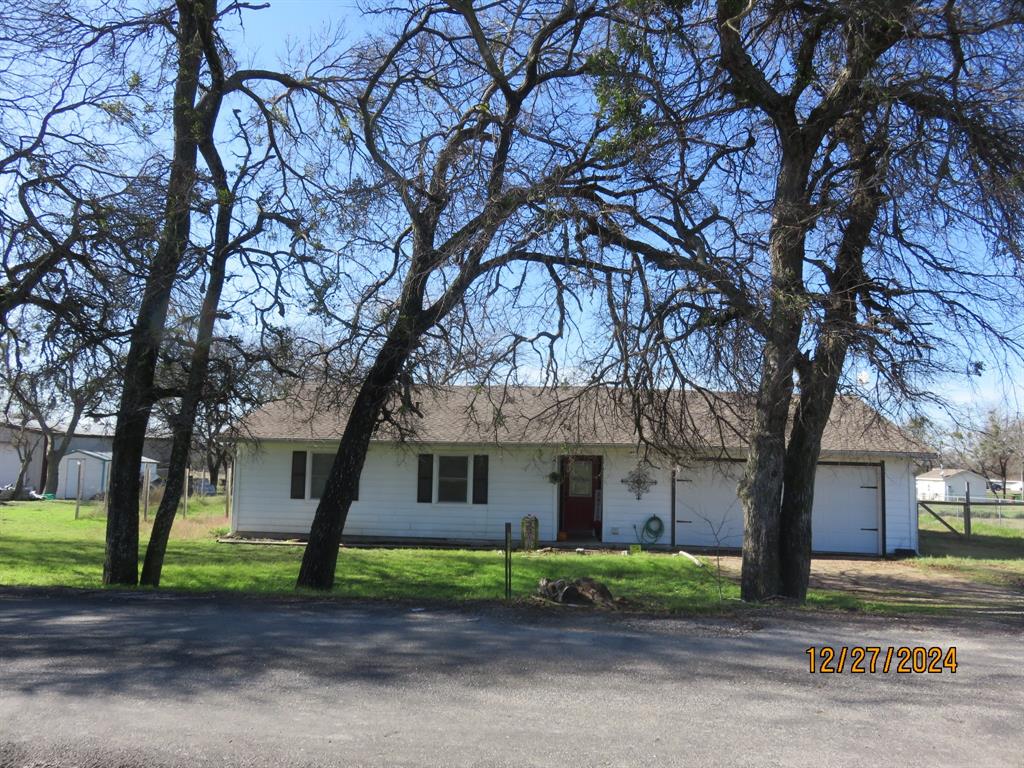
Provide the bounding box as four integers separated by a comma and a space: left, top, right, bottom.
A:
233, 440, 919, 554
56, 454, 107, 499
673, 462, 746, 549
885, 458, 917, 553
599, 450, 673, 546
233, 442, 561, 541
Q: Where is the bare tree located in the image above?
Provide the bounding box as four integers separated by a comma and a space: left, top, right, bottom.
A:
576, 0, 1024, 600
950, 409, 1021, 497
295, 0, 627, 590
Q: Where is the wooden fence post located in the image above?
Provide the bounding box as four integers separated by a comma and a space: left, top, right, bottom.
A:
224, 465, 231, 519
183, 466, 189, 518
964, 482, 972, 539
74, 460, 84, 520
143, 464, 151, 521
103, 461, 110, 516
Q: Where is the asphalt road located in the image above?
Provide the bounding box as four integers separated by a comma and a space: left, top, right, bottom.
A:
0, 591, 1021, 768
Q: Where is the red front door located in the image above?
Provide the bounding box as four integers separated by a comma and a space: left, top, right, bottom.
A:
560, 456, 602, 539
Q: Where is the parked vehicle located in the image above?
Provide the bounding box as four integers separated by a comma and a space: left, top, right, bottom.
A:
190, 479, 217, 496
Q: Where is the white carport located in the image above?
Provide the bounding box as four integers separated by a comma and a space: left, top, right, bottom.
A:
55, 450, 159, 500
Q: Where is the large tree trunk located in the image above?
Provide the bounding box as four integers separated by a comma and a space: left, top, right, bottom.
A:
737, 153, 810, 601
737, 351, 796, 600
297, 323, 422, 591
42, 456, 60, 496
777, 118, 882, 600
778, 377, 837, 600
104, 2, 206, 585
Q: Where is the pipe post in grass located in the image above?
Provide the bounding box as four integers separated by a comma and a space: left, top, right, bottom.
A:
504, 522, 512, 600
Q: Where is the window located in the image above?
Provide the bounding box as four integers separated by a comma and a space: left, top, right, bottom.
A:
291, 451, 358, 501
437, 455, 469, 503
568, 459, 593, 497
416, 453, 488, 504
310, 453, 334, 499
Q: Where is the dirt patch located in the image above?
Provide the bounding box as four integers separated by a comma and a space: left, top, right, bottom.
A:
714, 555, 1024, 616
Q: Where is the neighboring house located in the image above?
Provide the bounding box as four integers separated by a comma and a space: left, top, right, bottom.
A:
232, 387, 932, 555
60, 419, 174, 478
915, 468, 988, 501
55, 450, 159, 500
1, 416, 172, 492
1002, 479, 1024, 495
0, 422, 46, 489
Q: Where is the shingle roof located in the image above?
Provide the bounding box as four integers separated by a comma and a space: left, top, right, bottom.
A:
65, 449, 159, 463
238, 385, 933, 458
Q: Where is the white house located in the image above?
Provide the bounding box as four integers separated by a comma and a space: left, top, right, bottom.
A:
231, 387, 931, 556
915, 468, 988, 501
55, 450, 159, 500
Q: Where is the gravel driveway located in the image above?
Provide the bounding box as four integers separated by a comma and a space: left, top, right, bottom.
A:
0, 590, 1021, 767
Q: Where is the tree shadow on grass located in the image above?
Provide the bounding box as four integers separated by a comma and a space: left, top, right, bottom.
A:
919, 530, 1024, 561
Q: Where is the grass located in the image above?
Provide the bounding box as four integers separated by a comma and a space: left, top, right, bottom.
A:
0, 500, 736, 612
914, 511, 1024, 588
1, 501, 1020, 616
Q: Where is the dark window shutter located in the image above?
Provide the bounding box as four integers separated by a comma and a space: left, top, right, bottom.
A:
417, 454, 433, 503
472, 455, 488, 504
290, 451, 307, 499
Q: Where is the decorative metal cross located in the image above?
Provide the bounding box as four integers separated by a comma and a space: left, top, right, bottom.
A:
621, 464, 658, 500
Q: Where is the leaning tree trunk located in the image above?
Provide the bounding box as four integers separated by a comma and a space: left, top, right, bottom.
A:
140, 423, 192, 586
140, 107, 235, 588
297, 321, 422, 590
103, 5, 205, 585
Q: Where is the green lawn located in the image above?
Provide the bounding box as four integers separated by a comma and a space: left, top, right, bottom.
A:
2, 501, 1020, 616
915, 512, 1024, 588
0, 500, 739, 612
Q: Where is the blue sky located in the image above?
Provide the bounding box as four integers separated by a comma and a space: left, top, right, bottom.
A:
223, 0, 361, 66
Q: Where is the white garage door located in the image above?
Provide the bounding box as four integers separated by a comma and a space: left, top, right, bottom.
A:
674, 462, 745, 549
812, 464, 881, 555
674, 462, 882, 554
